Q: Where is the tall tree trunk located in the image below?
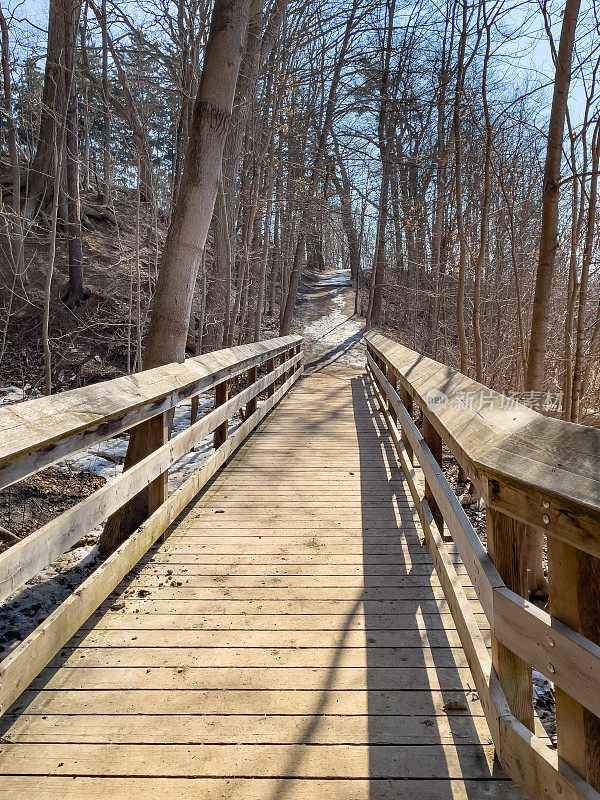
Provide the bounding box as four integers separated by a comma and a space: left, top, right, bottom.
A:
254, 135, 276, 340
0, 4, 24, 281
472, 4, 493, 383
99, 0, 253, 556
101, 0, 111, 203
24, 0, 82, 219
62, 21, 89, 309
331, 137, 361, 313
428, 28, 450, 345
453, 0, 469, 373
562, 122, 585, 421
570, 119, 599, 421
367, 166, 391, 327
366, 0, 395, 329
525, 0, 581, 391
203, 177, 232, 351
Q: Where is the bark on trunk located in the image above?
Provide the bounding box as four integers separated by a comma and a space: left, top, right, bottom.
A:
570, 119, 599, 421
525, 0, 581, 391
101, 0, 111, 203
331, 137, 361, 312
24, 0, 82, 219
453, 0, 469, 373
99, 0, 253, 556
203, 177, 233, 351
0, 5, 24, 280
366, 0, 395, 329
62, 27, 89, 309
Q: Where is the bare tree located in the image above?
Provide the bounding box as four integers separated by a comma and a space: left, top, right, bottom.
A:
526, 0, 581, 391
24, 0, 83, 219
99, 0, 255, 555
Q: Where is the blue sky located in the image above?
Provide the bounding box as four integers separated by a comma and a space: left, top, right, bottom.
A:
16, 0, 595, 125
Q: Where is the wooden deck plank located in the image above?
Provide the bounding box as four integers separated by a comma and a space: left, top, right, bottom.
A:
0, 777, 524, 800
80, 611, 489, 630
0, 741, 502, 778
10, 688, 487, 716
0, 367, 525, 798
46, 645, 478, 668
2, 713, 493, 744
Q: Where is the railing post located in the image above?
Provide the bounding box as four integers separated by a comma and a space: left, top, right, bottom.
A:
280, 350, 287, 384
373, 354, 386, 398
290, 345, 297, 378
400, 385, 413, 464
290, 344, 300, 377
246, 366, 258, 416
388, 368, 397, 425
422, 413, 444, 536
267, 357, 275, 398
147, 412, 169, 511
548, 538, 600, 788
213, 378, 228, 449
487, 503, 534, 731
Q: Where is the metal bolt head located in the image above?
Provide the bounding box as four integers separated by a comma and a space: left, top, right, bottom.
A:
548, 663, 556, 674
543, 500, 550, 509
547, 636, 555, 647
543, 514, 550, 525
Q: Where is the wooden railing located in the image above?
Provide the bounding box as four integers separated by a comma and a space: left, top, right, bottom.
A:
0, 335, 303, 715
365, 331, 600, 800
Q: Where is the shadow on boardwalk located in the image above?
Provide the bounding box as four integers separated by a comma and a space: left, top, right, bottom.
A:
352, 374, 509, 799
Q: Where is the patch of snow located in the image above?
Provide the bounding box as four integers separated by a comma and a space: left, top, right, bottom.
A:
302, 278, 365, 369
533, 668, 556, 740
313, 268, 353, 287
0, 385, 37, 407
0, 538, 103, 659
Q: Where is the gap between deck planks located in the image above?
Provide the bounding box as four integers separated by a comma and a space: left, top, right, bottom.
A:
0, 367, 527, 800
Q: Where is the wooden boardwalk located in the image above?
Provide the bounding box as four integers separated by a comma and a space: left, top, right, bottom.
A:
0, 367, 526, 799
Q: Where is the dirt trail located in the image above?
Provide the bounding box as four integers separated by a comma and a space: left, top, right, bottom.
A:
292, 268, 365, 373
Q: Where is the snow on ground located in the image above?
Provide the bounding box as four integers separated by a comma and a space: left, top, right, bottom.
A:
312, 269, 353, 287
533, 668, 556, 741
60, 393, 216, 484
0, 385, 38, 407
300, 269, 365, 370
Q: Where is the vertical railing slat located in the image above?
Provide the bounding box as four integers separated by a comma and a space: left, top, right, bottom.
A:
213, 379, 228, 449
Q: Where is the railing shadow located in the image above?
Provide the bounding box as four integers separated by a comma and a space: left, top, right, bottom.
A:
351, 374, 505, 797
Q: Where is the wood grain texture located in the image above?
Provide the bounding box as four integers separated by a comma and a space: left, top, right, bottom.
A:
365, 331, 600, 556
0, 365, 302, 717
0, 350, 301, 602
0, 335, 301, 490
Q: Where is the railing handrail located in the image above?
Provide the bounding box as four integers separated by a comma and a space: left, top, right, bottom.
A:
365, 331, 600, 800
0, 337, 303, 717
365, 331, 600, 558
0, 335, 302, 492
